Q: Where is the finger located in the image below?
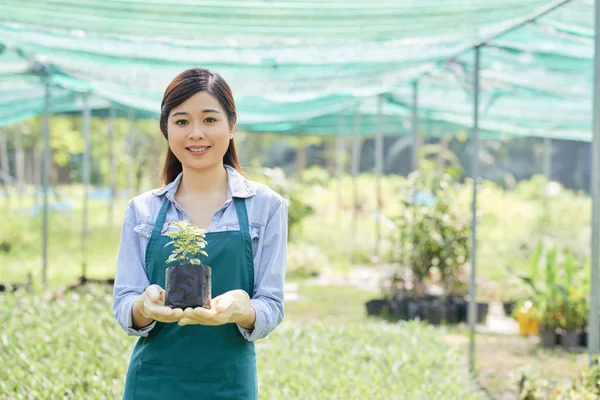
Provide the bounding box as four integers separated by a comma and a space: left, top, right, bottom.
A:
158, 316, 183, 323
183, 306, 214, 318
190, 306, 217, 319
179, 314, 212, 325
148, 304, 180, 319
146, 285, 162, 303
178, 317, 198, 326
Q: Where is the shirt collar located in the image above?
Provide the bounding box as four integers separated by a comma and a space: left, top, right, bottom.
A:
152, 165, 255, 200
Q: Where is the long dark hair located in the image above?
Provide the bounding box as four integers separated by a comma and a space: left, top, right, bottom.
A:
159, 68, 246, 185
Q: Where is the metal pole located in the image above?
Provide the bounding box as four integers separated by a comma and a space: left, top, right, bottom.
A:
128, 110, 135, 196
41, 77, 51, 288
375, 96, 384, 257
82, 92, 91, 279
15, 128, 24, 198
588, 0, 600, 361
351, 104, 361, 262
336, 111, 345, 227
468, 45, 481, 374
0, 128, 10, 201
412, 80, 420, 172
543, 138, 552, 180
108, 107, 116, 227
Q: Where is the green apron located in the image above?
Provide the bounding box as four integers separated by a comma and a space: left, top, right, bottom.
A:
123, 197, 257, 400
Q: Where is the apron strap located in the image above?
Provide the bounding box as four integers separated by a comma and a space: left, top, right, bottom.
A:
152, 197, 171, 237
234, 198, 249, 234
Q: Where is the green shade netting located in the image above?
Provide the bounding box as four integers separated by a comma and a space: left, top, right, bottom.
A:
0, 0, 552, 41
0, 0, 596, 141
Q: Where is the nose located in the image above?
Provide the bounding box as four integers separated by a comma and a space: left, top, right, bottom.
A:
188, 123, 205, 139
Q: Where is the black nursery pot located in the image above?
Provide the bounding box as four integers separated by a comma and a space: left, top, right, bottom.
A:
165, 264, 212, 309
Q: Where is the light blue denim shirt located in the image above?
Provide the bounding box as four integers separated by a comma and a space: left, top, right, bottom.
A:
112, 165, 288, 342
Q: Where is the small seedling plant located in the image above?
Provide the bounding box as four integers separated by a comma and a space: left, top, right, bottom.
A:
165, 221, 208, 265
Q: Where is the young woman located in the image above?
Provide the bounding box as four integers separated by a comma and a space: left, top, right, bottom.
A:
112, 68, 288, 400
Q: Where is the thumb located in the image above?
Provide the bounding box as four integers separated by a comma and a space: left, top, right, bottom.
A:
146, 285, 163, 303
216, 294, 234, 313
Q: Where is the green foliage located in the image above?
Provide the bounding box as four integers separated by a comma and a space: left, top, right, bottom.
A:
0, 284, 486, 399
50, 117, 84, 167
517, 369, 546, 400
298, 165, 331, 186
389, 161, 471, 292
285, 242, 327, 279
510, 242, 589, 331
0, 214, 23, 254
516, 358, 600, 399
250, 166, 314, 236
164, 220, 208, 265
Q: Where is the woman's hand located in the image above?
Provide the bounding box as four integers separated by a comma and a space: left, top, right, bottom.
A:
179, 289, 253, 327
134, 284, 184, 324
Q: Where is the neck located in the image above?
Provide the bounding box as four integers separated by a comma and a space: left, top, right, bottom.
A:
178, 163, 228, 197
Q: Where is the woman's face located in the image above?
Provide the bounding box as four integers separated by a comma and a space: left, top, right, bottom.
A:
167, 91, 232, 172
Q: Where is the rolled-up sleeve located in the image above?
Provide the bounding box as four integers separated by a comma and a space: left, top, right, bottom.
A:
238, 199, 288, 341
112, 201, 156, 336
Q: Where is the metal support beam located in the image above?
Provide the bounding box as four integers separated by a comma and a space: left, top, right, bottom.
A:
411, 80, 420, 172
82, 92, 91, 279
15, 128, 24, 197
588, 0, 600, 361
41, 77, 51, 288
336, 111, 345, 227
108, 107, 116, 227
468, 45, 481, 374
375, 96, 384, 257
351, 104, 361, 262
438, 0, 574, 70
543, 138, 553, 180
128, 110, 135, 195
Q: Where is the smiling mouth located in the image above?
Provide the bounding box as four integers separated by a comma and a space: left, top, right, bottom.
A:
186, 146, 211, 154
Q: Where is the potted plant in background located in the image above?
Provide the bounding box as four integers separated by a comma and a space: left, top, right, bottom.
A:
557, 287, 588, 350
368, 155, 472, 325
164, 221, 211, 309
511, 243, 589, 349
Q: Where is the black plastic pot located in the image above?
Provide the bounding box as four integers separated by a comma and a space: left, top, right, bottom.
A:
389, 294, 409, 320
580, 331, 588, 347
561, 330, 581, 350
502, 301, 516, 317
455, 298, 468, 323
442, 296, 465, 324
540, 329, 556, 348
165, 264, 212, 309
477, 303, 489, 324
365, 299, 390, 317
422, 298, 444, 325
406, 299, 422, 320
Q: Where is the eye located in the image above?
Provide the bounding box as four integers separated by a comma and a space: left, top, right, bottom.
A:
174, 119, 188, 126
204, 117, 217, 123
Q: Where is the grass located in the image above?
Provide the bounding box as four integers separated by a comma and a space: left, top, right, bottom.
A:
443, 329, 588, 400
0, 282, 486, 400
1, 191, 127, 288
